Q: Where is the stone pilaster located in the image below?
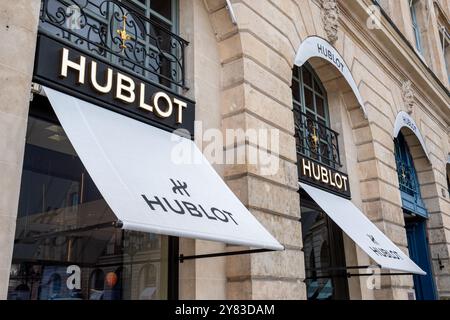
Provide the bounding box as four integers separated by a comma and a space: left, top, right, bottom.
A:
0, 0, 41, 299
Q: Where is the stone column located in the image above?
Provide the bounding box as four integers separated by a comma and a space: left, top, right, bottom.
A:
0, 0, 41, 299
203, 0, 306, 299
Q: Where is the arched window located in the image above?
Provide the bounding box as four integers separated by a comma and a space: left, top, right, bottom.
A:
292, 64, 341, 168
394, 132, 427, 217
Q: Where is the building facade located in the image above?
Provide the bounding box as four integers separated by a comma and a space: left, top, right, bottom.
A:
0, 0, 449, 300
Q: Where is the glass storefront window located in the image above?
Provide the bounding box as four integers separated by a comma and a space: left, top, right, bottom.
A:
8, 99, 169, 300
301, 191, 349, 300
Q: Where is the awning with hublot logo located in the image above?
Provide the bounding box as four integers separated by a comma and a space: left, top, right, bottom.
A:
300, 182, 425, 275
43, 86, 283, 251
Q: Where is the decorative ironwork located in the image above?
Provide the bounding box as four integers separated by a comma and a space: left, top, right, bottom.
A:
396, 162, 417, 196
39, 0, 189, 90
116, 14, 132, 50
394, 134, 427, 217
295, 109, 342, 169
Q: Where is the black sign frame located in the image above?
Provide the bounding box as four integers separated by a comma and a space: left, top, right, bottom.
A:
298, 155, 351, 199
33, 34, 195, 139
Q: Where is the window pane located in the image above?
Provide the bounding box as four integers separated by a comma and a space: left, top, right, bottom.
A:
304, 88, 314, 110
302, 68, 312, 87
151, 0, 172, 20
316, 96, 325, 118
314, 79, 323, 95
8, 115, 169, 300
292, 66, 299, 79
292, 80, 300, 103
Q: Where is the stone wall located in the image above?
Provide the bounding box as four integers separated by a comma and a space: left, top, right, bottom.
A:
196, 0, 449, 300
0, 0, 40, 299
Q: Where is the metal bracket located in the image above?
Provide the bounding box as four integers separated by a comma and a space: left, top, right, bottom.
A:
179, 248, 273, 263
304, 265, 415, 280
225, 0, 237, 25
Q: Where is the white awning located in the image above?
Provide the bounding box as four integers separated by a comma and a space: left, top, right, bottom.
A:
43, 86, 283, 251
300, 183, 425, 275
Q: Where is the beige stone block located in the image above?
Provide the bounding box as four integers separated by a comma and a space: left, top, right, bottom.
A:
392, 288, 415, 300
240, 32, 292, 84
426, 197, 450, 214
429, 243, 450, 259
269, 0, 308, 40
0, 24, 38, 76
0, 112, 27, 165
224, 153, 298, 189
374, 221, 408, 247
221, 58, 245, 88
226, 250, 251, 278
428, 212, 444, 228
348, 108, 369, 129
358, 159, 379, 181
217, 33, 242, 63
342, 90, 361, 110
360, 179, 380, 200
226, 279, 252, 300
370, 124, 396, 152
0, 267, 11, 299
0, 215, 16, 271
243, 58, 292, 108
252, 279, 306, 300
247, 176, 300, 218
196, 278, 227, 299
245, 85, 295, 132
362, 200, 404, 225
203, 0, 226, 13
410, 145, 428, 160
353, 126, 373, 145
390, 274, 414, 288
356, 142, 375, 162
437, 276, 450, 295
378, 164, 401, 188
373, 141, 397, 169
417, 170, 436, 185
420, 184, 439, 199
0, 162, 23, 219
352, 63, 393, 106
0, 0, 40, 32
221, 82, 244, 115
209, 7, 237, 40
225, 175, 249, 205
414, 157, 433, 173
428, 228, 447, 244
380, 181, 401, 204
250, 248, 304, 279
250, 210, 301, 248
232, 3, 295, 69
221, 111, 297, 163
0, 64, 33, 119
240, 0, 300, 53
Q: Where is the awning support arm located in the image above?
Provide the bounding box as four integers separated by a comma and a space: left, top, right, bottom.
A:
179, 248, 274, 263
304, 264, 415, 280
305, 272, 414, 280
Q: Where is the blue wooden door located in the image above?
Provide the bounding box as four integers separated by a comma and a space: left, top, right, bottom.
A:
405, 219, 437, 300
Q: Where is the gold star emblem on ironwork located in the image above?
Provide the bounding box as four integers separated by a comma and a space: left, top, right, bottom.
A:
401, 168, 407, 180
117, 15, 132, 50
310, 126, 319, 150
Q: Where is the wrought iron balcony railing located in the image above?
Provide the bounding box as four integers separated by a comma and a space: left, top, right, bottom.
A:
295, 110, 342, 169
39, 0, 189, 90
395, 162, 418, 197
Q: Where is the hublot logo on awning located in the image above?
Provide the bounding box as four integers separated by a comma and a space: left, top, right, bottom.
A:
141, 179, 239, 225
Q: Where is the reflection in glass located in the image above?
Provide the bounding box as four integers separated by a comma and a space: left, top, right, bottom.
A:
8, 115, 168, 300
